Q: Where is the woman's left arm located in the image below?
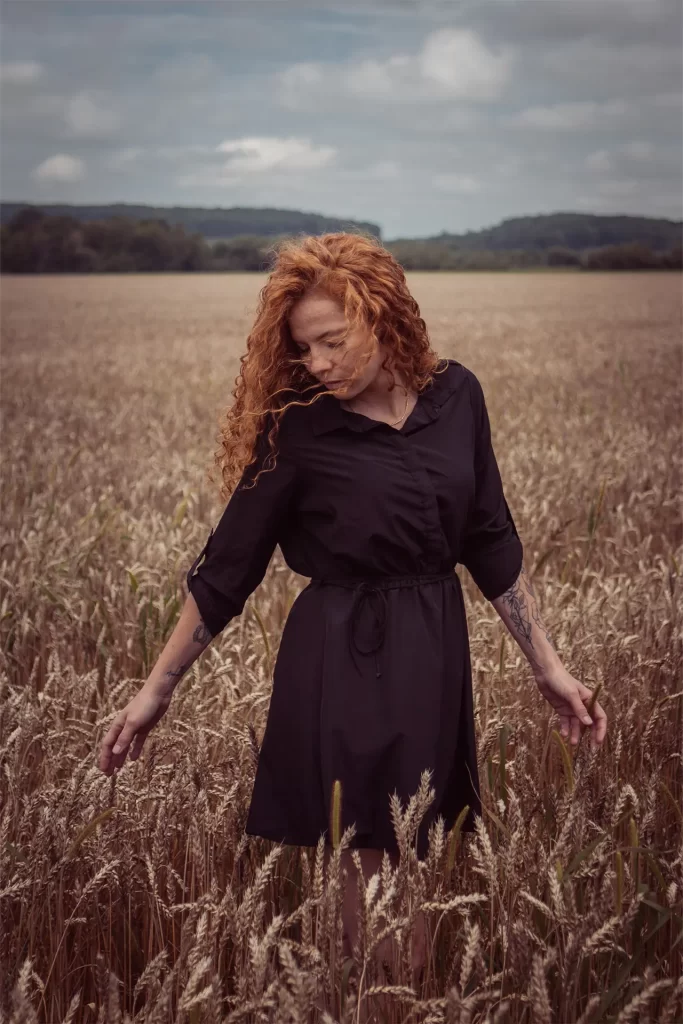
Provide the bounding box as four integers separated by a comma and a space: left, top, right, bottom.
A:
492, 563, 608, 752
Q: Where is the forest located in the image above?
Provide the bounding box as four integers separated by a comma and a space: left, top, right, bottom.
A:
1, 204, 681, 273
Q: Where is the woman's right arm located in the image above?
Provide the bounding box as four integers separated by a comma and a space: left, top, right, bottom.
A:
100, 419, 299, 776
98, 593, 212, 776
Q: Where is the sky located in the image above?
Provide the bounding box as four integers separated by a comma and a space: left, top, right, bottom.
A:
1, 0, 681, 240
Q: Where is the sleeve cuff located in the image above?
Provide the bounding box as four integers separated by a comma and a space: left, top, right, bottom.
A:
187, 572, 234, 639
463, 536, 523, 602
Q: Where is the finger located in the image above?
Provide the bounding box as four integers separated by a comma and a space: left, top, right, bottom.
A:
579, 683, 603, 721
574, 687, 607, 749
592, 701, 608, 745
101, 720, 124, 753
129, 732, 146, 761
561, 718, 571, 740
99, 721, 125, 771
112, 724, 137, 757
570, 715, 581, 746
572, 696, 593, 727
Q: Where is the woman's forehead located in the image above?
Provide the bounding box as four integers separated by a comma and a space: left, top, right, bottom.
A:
289, 294, 346, 334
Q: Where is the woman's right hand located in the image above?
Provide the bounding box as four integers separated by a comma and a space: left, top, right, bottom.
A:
99, 685, 172, 776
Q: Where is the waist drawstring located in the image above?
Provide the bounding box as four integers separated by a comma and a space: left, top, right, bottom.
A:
312, 571, 455, 679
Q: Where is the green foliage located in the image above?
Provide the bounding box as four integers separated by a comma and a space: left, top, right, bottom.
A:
0, 200, 380, 242
429, 210, 682, 252
582, 241, 681, 270
547, 245, 582, 267
1, 204, 681, 273
0, 208, 212, 273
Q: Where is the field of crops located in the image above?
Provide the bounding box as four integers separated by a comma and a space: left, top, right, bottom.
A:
2, 271, 682, 1023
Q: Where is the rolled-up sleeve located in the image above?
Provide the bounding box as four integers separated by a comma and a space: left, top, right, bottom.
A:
460, 370, 523, 601
186, 424, 298, 638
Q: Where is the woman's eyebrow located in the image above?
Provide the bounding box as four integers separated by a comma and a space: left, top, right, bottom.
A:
294, 328, 345, 345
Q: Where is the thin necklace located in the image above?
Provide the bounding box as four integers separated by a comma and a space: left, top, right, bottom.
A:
388, 390, 410, 426
346, 388, 410, 426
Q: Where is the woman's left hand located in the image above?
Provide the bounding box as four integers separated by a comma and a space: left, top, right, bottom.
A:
534, 664, 607, 752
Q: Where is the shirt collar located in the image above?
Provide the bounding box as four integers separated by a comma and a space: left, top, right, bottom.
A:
310, 358, 462, 436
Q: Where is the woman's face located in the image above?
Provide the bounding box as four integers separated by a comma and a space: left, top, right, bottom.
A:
288, 290, 385, 398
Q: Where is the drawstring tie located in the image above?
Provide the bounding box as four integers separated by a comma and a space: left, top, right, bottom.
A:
312, 571, 455, 679
349, 582, 388, 678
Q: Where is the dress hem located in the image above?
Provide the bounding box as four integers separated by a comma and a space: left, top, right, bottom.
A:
244, 817, 478, 851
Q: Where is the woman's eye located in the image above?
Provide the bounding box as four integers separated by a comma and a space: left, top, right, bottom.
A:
295, 338, 344, 355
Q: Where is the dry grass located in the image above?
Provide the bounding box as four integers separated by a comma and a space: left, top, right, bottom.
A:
1, 271, 682, 1023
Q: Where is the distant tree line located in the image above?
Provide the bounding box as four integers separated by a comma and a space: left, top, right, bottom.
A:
388, 240, 682, 271
0, 201, 381, 242
1, 207, 681, 273
0, 207, 212, 273
430, 211, 681, 253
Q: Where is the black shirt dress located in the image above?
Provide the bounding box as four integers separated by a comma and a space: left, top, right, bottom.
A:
186, 358, 523, 859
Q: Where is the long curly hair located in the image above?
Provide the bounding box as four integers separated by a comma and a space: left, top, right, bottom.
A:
207, 231, 448, 500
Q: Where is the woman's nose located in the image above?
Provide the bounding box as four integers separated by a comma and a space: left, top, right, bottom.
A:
309, 353, 334, 376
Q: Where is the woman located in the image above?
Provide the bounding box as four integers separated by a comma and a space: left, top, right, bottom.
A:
99, 232, 607, 988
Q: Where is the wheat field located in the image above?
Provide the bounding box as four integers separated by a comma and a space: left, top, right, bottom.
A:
1, 271, 682, 1023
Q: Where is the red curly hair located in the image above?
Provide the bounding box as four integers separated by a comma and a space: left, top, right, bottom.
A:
208, 231, 448, 500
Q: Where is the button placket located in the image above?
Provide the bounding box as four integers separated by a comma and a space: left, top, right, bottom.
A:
392, 432, 451, 570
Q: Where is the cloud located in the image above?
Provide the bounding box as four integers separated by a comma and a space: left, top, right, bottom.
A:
151, 53, 218, 88
366, 160, 400, 179
418, 28, 513, 99
585, 141, 659, 176
622, 140, 655, 162
175, 135, 338, 187
154, 144, 216, 162
574, 182, 680, 217
0, 85, 122, 148
432, 173, 481, 194
215, 136, 337, 173
64, 92, 121, 139
105, 147, 143, 171
585, 149, 612, 173
277, 27, 513, 111
102, 143, 232, 174
538, 38, 682, 98
594, 179, 640, 198
332, 159, 402, 183
468, 1, 681, 51
653, 91, 682, 108
31, 153, 85, 182
279, 62, 324, 95
505, 99, 629, 131
0, 60, 44, 85
343, 56, 410, 100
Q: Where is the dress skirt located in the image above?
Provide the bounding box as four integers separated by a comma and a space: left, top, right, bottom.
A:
243, 570, 482, 860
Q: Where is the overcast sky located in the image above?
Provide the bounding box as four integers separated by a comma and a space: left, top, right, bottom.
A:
1, 0, 681, 239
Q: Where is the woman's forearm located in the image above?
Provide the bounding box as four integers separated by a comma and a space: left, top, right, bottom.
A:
143, 593, 214, 697
491, 562, 562, 680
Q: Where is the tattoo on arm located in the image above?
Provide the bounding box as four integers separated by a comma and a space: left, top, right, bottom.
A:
501, 563, 556, 656
164, 661, 191, 684
501, 572, 533, 646
193, 620, 212, 645
162, 617, 213, 686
